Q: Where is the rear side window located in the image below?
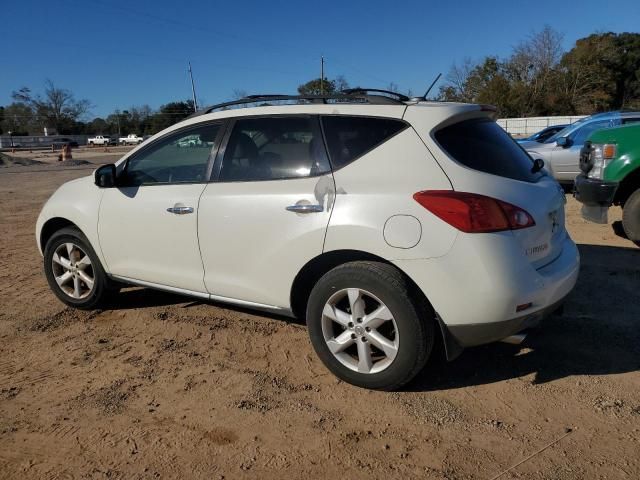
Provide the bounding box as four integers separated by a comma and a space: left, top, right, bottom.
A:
434, 118, 542, 182
219, 116, 330, 182
321, 116, 408, 169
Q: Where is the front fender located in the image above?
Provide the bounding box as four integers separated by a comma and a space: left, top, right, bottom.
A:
36, 175, 106, 267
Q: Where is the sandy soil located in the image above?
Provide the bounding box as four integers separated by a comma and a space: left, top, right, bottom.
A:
0, 153, 638, 479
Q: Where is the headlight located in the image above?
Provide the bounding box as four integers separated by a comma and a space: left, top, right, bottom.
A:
588, 143, 616, 179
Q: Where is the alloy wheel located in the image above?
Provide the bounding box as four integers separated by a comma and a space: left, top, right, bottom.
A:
321, 288, 399, 374
51, 242, 95, 299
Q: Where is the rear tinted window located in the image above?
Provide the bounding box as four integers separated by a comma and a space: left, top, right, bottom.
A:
435, 119, 542, 182
321, 116, 408, 169
219, 116, 330, 182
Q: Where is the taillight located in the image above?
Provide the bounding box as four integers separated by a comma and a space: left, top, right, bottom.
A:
413, 191, 535, 233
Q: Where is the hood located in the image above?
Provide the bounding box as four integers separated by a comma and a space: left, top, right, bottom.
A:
519, 140, 555, 151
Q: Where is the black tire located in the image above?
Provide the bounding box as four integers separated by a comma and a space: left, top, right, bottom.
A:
43, 226, 119, 310
306, 261, 434, 391
622, 188, 640, 247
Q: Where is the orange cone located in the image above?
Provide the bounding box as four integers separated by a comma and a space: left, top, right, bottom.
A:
61, 144, 73, 161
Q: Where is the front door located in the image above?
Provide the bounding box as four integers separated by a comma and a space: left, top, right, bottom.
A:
551, 119, 613, 180
198, 115, 335, 309
98, 122, 224, 292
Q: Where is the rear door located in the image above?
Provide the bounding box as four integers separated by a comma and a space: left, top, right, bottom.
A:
198, 115, 335, 309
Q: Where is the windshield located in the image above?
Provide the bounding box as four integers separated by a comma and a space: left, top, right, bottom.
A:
544, 117, 590, 144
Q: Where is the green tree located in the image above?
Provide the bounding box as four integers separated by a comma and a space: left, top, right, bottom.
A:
0, 102, 35, 135
439, 29, 640, 117
149, 100, 195, 132
297, 77, 337, 95
86, 117, 111, 135
561, 32, 640, 113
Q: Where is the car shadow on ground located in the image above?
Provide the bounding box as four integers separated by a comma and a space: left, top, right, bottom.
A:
100, 244, 639, 391
104, 287, 190, 310
611, 220, 637, 245
104, 285, 305, 324
410, 243, 640, 391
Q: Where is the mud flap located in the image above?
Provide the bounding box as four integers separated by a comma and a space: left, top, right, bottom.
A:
435, 313, 464, 361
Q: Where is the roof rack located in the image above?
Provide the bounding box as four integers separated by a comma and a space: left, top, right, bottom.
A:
193, 90, 407, 117
341, 88, 410, 102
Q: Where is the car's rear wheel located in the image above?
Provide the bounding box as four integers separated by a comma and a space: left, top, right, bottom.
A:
44, 227, 118, 309
306, 261, 434, 390
622, 188, 640, 247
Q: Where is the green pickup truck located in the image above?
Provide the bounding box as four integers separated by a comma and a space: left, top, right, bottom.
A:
575, 123, 640, 245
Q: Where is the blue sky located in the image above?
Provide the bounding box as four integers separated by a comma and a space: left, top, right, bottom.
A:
2, 0, 639, 118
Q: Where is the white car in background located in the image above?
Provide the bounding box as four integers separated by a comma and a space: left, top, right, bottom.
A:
87, 135, 111, 146
119, 134, 144, 145
36, 90, 579, 390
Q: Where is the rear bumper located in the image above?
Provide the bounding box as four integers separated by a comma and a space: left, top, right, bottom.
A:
394, 233, 580, 349
574, 174, 618, 207
447, 297, 565, 347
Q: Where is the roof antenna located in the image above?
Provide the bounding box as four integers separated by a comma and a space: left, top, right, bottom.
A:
188, 61, 198, 112
413, 72, 442, 101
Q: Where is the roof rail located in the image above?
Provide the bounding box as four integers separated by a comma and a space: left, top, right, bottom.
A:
192, 90, 406, 117
342, 88, 410, 102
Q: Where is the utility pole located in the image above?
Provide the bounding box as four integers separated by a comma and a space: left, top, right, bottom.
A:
320, 56, 324, 95
188, 62, 198, 112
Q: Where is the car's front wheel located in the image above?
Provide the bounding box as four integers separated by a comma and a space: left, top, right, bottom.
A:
43, 226, 118, 309
306, 261, 434, 390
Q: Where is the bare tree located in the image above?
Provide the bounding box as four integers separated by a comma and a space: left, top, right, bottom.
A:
12, 80, 91, 133
509, 26, 565, 113
445, 58, 477, 101
231, 89, 249, 107
386, 82, 399, 93
334, 75, 350, 93
232, 89, 248, 100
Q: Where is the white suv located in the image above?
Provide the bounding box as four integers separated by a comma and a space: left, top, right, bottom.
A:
36, 91, 580, 390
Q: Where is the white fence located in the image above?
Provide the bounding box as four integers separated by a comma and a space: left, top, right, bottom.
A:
497, 116, 586, 137
0, 135, 90, 149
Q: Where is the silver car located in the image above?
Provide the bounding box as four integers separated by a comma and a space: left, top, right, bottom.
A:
521, 111, 640, 183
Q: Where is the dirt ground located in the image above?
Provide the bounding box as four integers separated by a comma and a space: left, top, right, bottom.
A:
0, 149, 638, 479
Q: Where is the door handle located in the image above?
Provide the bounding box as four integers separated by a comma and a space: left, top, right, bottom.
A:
167, 205, 194, 215
286, 204, 323, 214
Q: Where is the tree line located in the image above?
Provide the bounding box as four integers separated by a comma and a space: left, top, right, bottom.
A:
2, 28, 639, 137
0, 81, 197, 137
438, 28, 640, 117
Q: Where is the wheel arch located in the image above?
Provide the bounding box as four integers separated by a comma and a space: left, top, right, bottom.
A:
39, 217, 83, 253
613, 167, 640, 207
290, 249, 459, 359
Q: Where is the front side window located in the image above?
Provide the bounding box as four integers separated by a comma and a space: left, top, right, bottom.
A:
321, 116, 408, 169
122, 123, 221, 186
219, 116, 330, 182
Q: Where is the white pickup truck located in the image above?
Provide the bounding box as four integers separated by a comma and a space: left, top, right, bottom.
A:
87, 135, 112, 146
119, 134, 144, 145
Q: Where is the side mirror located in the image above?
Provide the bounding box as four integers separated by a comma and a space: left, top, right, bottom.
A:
531, 158, 545, 173
556, 137, 571, 148
94, 164, 117, 188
